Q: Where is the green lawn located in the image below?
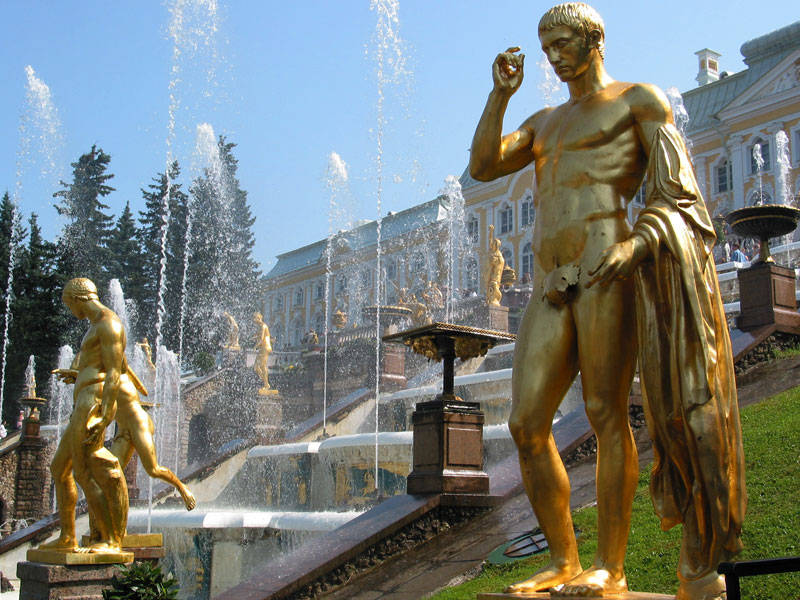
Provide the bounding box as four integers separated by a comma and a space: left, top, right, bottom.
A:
429, 388, 800, 599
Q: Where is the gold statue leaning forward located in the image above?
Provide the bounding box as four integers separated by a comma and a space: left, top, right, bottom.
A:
40, 278, 195, 562
41, 279, 131, 559
485, 224, 505, 305
223, 311, 241, 351
253, 312, 275, 395
470, 4, 745, 599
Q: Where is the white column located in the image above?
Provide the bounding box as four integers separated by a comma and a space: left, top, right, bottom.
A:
728, 135, 745, 209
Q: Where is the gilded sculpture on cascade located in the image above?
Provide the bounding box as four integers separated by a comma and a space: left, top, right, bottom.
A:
253, 311, 276, 395
469, 3, 745, 598
35, 278, 195, 564
485, 224, 505, 306
223, 311, 241, 351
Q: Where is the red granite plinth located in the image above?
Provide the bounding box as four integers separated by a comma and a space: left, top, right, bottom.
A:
17, 560, 125, 599
380, 342, 407, 391
737, 262, 800, 332
407, 399, 489, 495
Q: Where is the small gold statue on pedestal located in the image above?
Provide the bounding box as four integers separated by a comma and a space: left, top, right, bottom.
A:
223, 311, 241, 351
253, 312, 277, 396
485, 224, 505, 306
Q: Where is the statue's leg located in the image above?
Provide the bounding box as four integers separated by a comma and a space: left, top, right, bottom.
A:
558, 279, 638, 596
85, 446, 128, 551
127, 406, 196, 510
505, 290, 582, 593
39, 434, 77, 550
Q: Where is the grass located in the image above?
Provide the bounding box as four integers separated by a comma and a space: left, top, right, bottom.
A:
428, 387, 800, 599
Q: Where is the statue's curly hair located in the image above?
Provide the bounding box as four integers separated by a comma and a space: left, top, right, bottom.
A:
539, 3, 605, 60
63, 278, 98, 301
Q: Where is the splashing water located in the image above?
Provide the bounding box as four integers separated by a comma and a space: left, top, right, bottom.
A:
753, 143, 765, 205
22, 66, 64, 184
776, 131, 791, 206
369, 0, 408, 493
24, 356, 36, 399
0, 203, 20, 420
323, 152, 350, 434
440, 176, 467, 322
666, 87, 692, 154
537, 54, 566, 107
108, 280, 133, 350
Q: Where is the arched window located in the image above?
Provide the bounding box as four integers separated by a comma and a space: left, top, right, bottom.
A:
521, 243, 534, 279
313, 312, 325, 333
499, 203, 513, 234
749, 137, 771, 174
290, 318, 304, 348
271, 323, 284, 348
716, 159, 730, 193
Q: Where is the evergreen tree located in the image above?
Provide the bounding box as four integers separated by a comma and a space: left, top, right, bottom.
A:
184, 137, 262, 359
53, 145, 115, 287
7, 214, 65, 424
107, 201, 147, 334
137, 161, 189, 350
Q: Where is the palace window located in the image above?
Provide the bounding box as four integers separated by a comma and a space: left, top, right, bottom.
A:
335, 276, 347, 294
502, 248, 514, 269
313, 313, 325, 333
385, 258, 397, 280
411, 252, 426, 275
465, 257, 479, 292
467, 217, 479, 244
521, 243, 534, 278
633, 177, 647, 205
315, 282, 325, 300
361, 267, 372, 288
521, 197, 534, 227
716, 160, 730, 193
274, 295, 283, 311
794, 128, 800, 164
499, 204, 513, 234
294, 287, 304, 306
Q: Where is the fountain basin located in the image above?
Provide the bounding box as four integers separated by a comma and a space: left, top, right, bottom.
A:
726, 204, 800, 264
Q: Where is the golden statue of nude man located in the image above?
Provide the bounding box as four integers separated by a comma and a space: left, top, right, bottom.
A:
43, 278, 195, 558
42, 278, 131, 556
470, 4, 745, 598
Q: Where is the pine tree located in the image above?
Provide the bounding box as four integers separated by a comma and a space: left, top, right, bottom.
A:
53, 145, 115, 287
0, 193, 26, 425
7, 214, 65, 423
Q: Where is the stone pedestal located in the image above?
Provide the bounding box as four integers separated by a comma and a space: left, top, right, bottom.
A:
380, 342, 407, 391
472, 303, 509, 332
17, 561, 126, 600
14, 417, 51, 521
123, 454, 141, 504
737, 262, 800, 332
255, 391, 283, 444
407, 398, 489, 495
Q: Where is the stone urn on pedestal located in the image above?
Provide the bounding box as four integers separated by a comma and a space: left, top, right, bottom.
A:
725, 204, 800, 333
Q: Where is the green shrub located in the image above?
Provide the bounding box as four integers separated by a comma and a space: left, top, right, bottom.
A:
103, 561, 178, 600
192, 351, 216, 374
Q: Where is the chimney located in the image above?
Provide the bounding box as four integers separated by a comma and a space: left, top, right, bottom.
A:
695, 48, 722, 86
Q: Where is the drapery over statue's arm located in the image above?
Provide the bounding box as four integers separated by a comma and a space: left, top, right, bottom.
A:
632, 123, 746, 583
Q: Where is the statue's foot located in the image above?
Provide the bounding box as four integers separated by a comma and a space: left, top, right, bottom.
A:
553, 566, 627, 597
504, 562, 583, 594
38, 536, 78, 552
181, 488, 197, 511
676, 573, 726, 600
86, 542, 122, 554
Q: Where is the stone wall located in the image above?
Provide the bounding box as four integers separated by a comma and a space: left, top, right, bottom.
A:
0, 442, 20, 526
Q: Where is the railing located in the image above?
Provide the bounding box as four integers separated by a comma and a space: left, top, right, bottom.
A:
718, 556, 800, 600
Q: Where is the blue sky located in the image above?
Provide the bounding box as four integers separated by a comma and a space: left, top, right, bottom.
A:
1, 1, 796, 274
